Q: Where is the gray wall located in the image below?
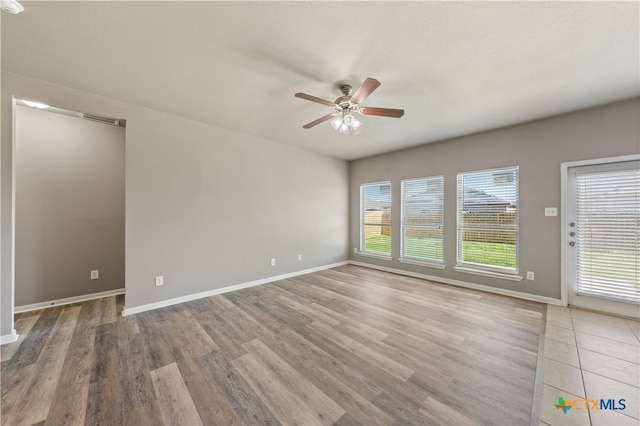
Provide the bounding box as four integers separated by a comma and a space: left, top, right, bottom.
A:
124, 106, 349, 307
1, 72, 349, 336
2, 70, 637, 338
15, 105, 125, 306
350, 98, 640, 300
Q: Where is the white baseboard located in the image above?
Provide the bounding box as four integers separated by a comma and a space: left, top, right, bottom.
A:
0, 329, 19, 345
123, 261, 349, 316
349, 260, 562, 305
14, 288, 125, 314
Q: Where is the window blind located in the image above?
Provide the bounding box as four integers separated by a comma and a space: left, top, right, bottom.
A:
361, 182, 392, 256
575, 168, 640, 302
401, 176, 444, 264
457, 167, 519, 273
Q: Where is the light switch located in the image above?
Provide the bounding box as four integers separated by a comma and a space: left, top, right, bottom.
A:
545, 207, 558, 217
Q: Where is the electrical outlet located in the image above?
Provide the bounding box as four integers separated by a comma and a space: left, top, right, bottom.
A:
271, 258, 276, 266
545, 207, 558, 217
298, 254, 302, 261
155, 276, 164, 286
354, 247, 358, 254
90, 270, 99, 280
526, 271, 535, 280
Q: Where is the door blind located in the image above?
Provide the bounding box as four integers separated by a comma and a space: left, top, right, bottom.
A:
575, 168, 640, 302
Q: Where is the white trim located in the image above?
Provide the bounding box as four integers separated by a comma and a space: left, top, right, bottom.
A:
7, 98, 18, 346
0, 329, 19, 345
14, 288, 125, 313
122, 261, 349, 316
561, 161, 569, 306
561, 154, 640, 168
351, 260, 561, 305
398, 258, 446, 269
560, 154, 640, 308
453, 266, 523, 282
357, 252, 393, 261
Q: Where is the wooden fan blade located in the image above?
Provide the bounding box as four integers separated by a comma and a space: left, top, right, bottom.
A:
303, 114, 335, 129
295, 92, 335, 107
350, 78, 381, 105
361, 107, 405, 118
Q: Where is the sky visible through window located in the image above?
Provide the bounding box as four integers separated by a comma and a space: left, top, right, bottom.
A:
461, 170, 518, 205
363, 172, 517, 208
364, 184, 391, 211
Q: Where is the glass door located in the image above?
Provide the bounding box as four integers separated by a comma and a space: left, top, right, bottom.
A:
566, 160, 639, 317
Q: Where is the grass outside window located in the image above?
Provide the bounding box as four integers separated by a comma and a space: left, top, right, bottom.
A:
364, 235, 392, 255
364, 235, 518, 268
578, 250, 640, 294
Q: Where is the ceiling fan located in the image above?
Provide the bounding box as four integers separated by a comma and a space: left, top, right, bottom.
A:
295, 77, 404, 134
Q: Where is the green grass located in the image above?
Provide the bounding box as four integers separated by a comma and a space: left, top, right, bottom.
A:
404, 237, 443, 261
364, 235, 392, 255
363, 236, 638, 291
462, 241, 516, 268
363, 235, 516, 267
579, 250, 639, 286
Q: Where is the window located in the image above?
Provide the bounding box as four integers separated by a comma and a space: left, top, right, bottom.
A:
401, 176, 444, 266
456, 166, 519, 276
361, 182, 392, 257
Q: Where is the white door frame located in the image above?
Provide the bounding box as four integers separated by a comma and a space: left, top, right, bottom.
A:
560, 154, 640, 308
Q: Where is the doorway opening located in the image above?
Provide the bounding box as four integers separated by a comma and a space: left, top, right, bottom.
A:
13, 98, 126, 314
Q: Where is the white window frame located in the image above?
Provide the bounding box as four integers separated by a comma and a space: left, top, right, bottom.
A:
455, 166, 521, 281
360, 181, 392, 259
400, 176, 445, 268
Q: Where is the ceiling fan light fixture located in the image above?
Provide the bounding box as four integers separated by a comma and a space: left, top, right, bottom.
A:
334, 112, 362, 135
331, 116, 343, 130
1, 0, 24, 14
343, 113, 355, 126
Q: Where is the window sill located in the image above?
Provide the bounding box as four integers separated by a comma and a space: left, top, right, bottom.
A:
358, 252, 392, 261
454, 266, 523, 282
399, 258, 446, 269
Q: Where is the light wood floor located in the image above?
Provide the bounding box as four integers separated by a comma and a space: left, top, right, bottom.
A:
1, 265, 545, 425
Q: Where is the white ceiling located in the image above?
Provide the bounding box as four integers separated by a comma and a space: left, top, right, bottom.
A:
2, 1, 638, 160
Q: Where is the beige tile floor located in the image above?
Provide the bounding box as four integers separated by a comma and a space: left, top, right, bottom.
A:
540, 305, 640, 426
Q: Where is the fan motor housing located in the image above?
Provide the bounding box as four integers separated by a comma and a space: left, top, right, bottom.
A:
335, 95, 353, 106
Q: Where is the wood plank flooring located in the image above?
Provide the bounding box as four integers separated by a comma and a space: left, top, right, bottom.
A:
1, 265, 545, 425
